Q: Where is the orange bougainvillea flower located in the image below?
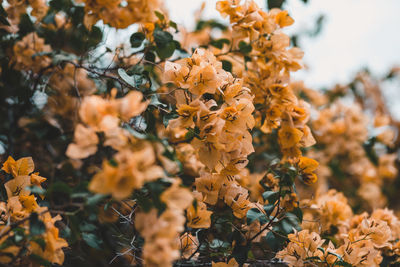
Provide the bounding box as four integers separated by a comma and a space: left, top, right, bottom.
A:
195, 173, 223, 205
222, 184, 251, 219
89, 144, 164, 200
4, 175, 31, 198
2, 156, 34, 177
18, 195, 38, 213
275, 10, 294, 28
212, 258, 239, 267
298, 157, 319, 173
298, 156, 319, 184
278, 125, 304, 149
301, 172, 318, 184
186, 201, 212, 229
115, 91, 149, 122
66, 123, 99, 159
0, 157, 68, 264
169, 103, 200, 129
160, 180, 193, 210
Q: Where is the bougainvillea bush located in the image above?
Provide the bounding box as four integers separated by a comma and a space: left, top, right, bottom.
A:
0, 0, 399, 266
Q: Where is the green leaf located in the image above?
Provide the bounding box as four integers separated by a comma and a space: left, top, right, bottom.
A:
118, 68, 138, 88
239, 41, 252, 54
292, 207, 303, 223
150, 95, 167, 108
156, 41, 176, 59
247, 208, 268, 225
280, 219, 294, 234
153, 29, 173, 46
169, 21, 178, 32
221, 60, 232, 72
123, 124, 147, 139
153, 29, 176, 59
88, 26, 103, 47
267, 0, 285, 9
210, 38, 230, 49
30, 213, 46, 236
86, 194, 106, 206
79, 222, 97, 232
130, 32, 145, 48
26, 185, 46, 195
262, 191, 277, 202
154, 11, 165, 21
82, 233, 102, 249
263, 204, 275, 216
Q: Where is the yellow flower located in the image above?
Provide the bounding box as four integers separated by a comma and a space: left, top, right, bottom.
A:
160, 180, 193, 210
278, 125, 303, 149
212, 258, 239, 267
169, 103, 200, 129
115, 91, 148, 122
275, 10, 294, 28
222, 184, 251, 219
180, 233, 198, 259
89, 145, 164, 199
30, 213, 68, 265
66, 123, 99, 159
195, 173, 223, 205
2, 156, 34, 177
30, 172, 46, 187
186, 201, 212, 229
298, 157, 319, 173
4, 175, 31, 198
18, 195, 38, 213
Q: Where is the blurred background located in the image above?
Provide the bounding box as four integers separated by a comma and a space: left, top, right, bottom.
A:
166, 0, 400, 117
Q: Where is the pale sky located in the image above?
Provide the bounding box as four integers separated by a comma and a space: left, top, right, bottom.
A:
166, 0, 400, 116
167, 0, 400, 86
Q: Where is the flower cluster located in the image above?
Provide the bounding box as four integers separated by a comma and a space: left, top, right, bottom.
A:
65, 89, 165, 200
11, 33, 51, 73
307, 100, 398, 209
78, 0, 164, 29
136, 181, 193, 266
216, 0, 315, 160
47, 63, 96, 125
164, 48, 255, 221
0, 157, 67, 265
3, 0, 48, 32
278, 189, 400, 266
2, 0, 400, 266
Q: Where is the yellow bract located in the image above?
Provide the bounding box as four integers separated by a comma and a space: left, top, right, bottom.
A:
2, 156, 34, 177
0, 157, 67, 265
